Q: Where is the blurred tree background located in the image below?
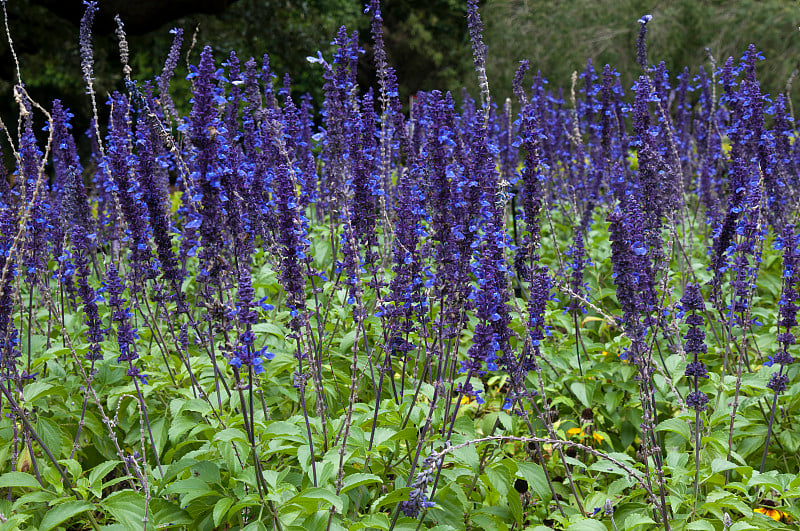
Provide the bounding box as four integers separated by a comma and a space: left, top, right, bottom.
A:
0, 0, 798, 143
483, 0, 800, 104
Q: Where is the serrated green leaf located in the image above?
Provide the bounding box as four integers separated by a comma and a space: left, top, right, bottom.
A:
164, 477, 216, 505
22, 382, 65, 405
242, 521, 268, 531
101, 490, 147, 531
35, 417, 62, 458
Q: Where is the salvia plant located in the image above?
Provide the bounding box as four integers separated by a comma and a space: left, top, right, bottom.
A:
0, 1, 798, 530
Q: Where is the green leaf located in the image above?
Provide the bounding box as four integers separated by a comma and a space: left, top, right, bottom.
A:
514, 462, 551, 502
747, 473, 783, 492
287, 487, 344, 514
264, 421, 304, 442
729, 522, 759, 531
164, 478, 216, 505
566, 518, 607, 530
623, 513, 657, 529
366, 428, 395, 449
101, 490, 147, 531
252, 322, 285, 337
711, 458, 738, 474
702, 491, 753, 517
179, 398, 212, 416
371, 488, 412, 511
242, 521, 268, 531
686, 520, 716, 531
341, 473, 382, 493
0, 514, 29, 531
349, 513, 390, 530
214, 427, 250, 444
570, 382, 593, 408
22, 382, 64, 405
150, 498, 192, 527
451, 442, 480, 469
485, 462, 510, 496
88, 460, 120, 487
39, 501, 94, 531
35, 417, 63, 458
0, 472, 41, 489
655, 417, 691, 441
507, 489, 522, 526
11, 490, 57, 511
214, 498, 234, 527
168, 415, 197, 443
339, 330, 357, 354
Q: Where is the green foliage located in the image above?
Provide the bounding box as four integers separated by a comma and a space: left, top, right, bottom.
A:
1, 208, 798, 528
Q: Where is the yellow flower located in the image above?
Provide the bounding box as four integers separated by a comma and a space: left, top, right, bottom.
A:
567, 427, 582, 436
755, 507, 791, 523
592, 432, 604, 445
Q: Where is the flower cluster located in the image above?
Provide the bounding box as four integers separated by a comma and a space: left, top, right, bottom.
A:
767, 225, 799, 393
681, 284, 709, 410
399, 454, 438, 517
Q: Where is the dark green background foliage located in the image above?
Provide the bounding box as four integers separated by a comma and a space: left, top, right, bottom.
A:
0, 0, 798, 132
0, 0, 471, 140
483, 0, 800, 102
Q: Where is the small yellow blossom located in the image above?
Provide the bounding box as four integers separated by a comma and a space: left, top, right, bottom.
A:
567, 427, 604, 445
755, 507, 792, 522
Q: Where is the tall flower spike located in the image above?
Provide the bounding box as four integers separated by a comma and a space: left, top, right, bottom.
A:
66, 170, 104, 362
467, 0, 490, 110
135, 112, 183, 285
768, 225, 798, 392
106, 264, 138, 365
79, 1, 98, 86
681, 284, 709, 410
0, 206, 19, 372
761, 224, 800, 473
636, 14, 652, 70
158, 28, 184, 122
400, 454, 437, 517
